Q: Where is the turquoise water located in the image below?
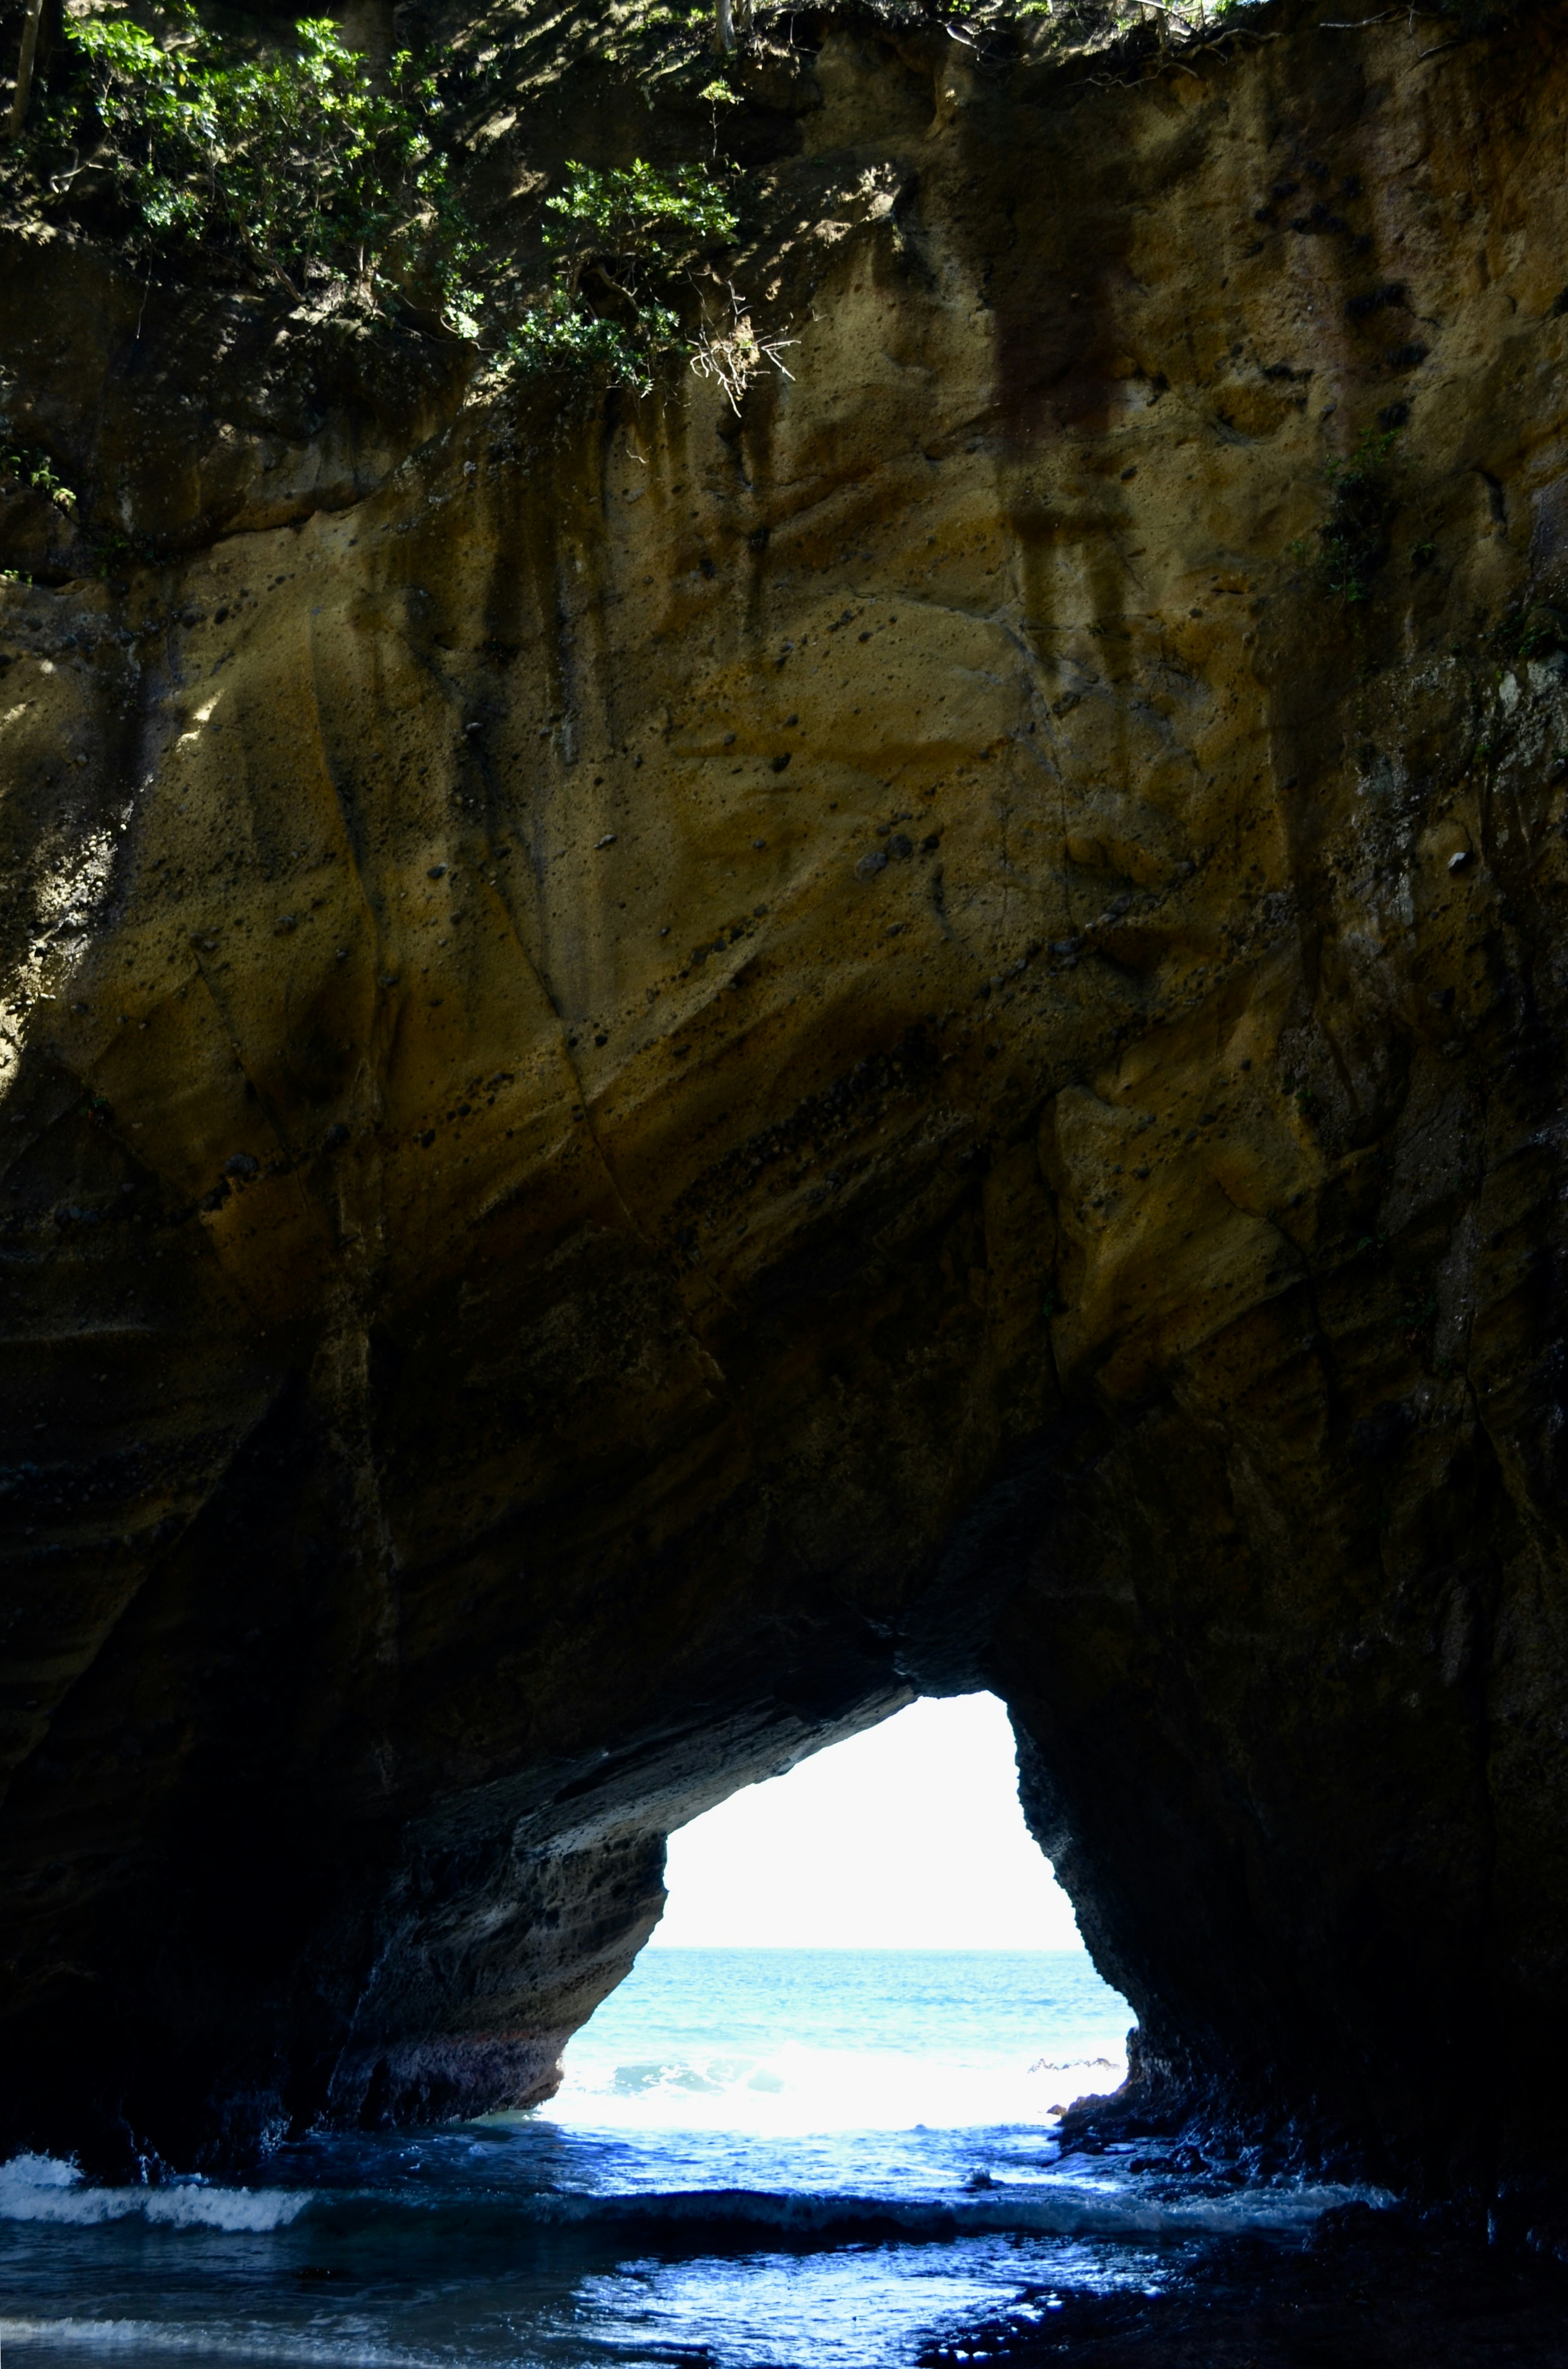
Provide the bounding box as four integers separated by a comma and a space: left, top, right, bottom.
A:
0, 1950, 1382, 2369
550, 1948, 1130, 2139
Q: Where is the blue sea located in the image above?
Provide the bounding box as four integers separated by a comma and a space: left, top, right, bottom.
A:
0, 1950, 1383, 2369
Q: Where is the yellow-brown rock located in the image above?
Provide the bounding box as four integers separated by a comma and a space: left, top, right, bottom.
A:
3, 0, 1568, 2223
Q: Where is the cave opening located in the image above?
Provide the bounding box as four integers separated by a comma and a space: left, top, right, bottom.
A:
541, 1692, 1134, 2138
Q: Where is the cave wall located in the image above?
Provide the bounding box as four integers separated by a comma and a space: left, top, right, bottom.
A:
3, 0, 1568, 2216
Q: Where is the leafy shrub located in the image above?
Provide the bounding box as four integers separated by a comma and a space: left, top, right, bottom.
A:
1307, 426, 1401, 608
29, 7, 479, 328
19, 12, 762, 398
499, 157, 739, 389
497, 299, 685, 394
542, 158, 738, 259
0, 434, 75, 512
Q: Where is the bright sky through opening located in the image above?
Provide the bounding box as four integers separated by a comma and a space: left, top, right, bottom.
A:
654, 1690, 1085, 1950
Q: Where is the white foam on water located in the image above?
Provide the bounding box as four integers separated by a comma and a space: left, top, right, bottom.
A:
959, 2177, 1394, 2240
0, 2154, 312, 2231
0, 2322, 437, 2369
524, 2173, 1390, 2245
543, 2042, 1129, 2136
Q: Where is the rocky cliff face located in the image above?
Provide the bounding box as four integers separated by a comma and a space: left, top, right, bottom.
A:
3, 0, 1568, 2229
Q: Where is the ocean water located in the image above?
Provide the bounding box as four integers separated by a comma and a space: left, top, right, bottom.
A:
0, 1950, 1383, 2369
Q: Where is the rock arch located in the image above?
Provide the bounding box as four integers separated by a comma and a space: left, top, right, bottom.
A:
1, 0, 1566, 2239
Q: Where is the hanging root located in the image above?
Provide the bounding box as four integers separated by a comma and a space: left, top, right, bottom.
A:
688, 306, 797, 412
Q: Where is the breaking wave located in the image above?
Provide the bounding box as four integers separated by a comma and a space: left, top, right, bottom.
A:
0, 2323, 439, 2369
0, 2152, 1382, 2254
546, 2041, 1127, 2136
541, 1950, 1133, 2139
0, 1956, 1393, 2369
435, 2179, 1385, 2246
0, 2154, 312, 2232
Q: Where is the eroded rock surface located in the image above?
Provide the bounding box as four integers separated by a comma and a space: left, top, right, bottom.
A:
3, 0, 1568, 2223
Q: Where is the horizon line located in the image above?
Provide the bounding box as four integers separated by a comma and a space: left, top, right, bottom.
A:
642, 1940, 1091, 1952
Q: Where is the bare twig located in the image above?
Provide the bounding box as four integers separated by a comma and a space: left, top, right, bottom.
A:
689, 292, 796, 412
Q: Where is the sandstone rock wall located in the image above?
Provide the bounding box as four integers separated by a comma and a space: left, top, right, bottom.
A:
2, 0, 1568, 2220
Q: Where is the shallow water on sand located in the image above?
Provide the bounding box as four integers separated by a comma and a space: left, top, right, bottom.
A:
0, 1950, 1385, 2369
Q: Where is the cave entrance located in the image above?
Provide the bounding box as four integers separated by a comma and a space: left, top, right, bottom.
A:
541, 1692, 1132, 2136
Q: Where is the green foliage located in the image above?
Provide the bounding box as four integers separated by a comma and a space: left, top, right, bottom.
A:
543, 158, 738, 264
13, 10, 751, 396
501, 158, 738, 391
1305, 426, 1401, 608
1501, 599, 1568, 664
30, 8, 479, 327
0, 435, 75, 512
497, 298, 684, 394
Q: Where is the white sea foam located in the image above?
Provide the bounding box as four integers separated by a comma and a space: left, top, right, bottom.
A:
523, 2173, 1388, 2245
0, 2154, 311, 2231
544, 2040, 1128, 2135
539, 1948, 1132, 2139
0, 1955, 1390, 2369
0, 2321, 437, 2369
